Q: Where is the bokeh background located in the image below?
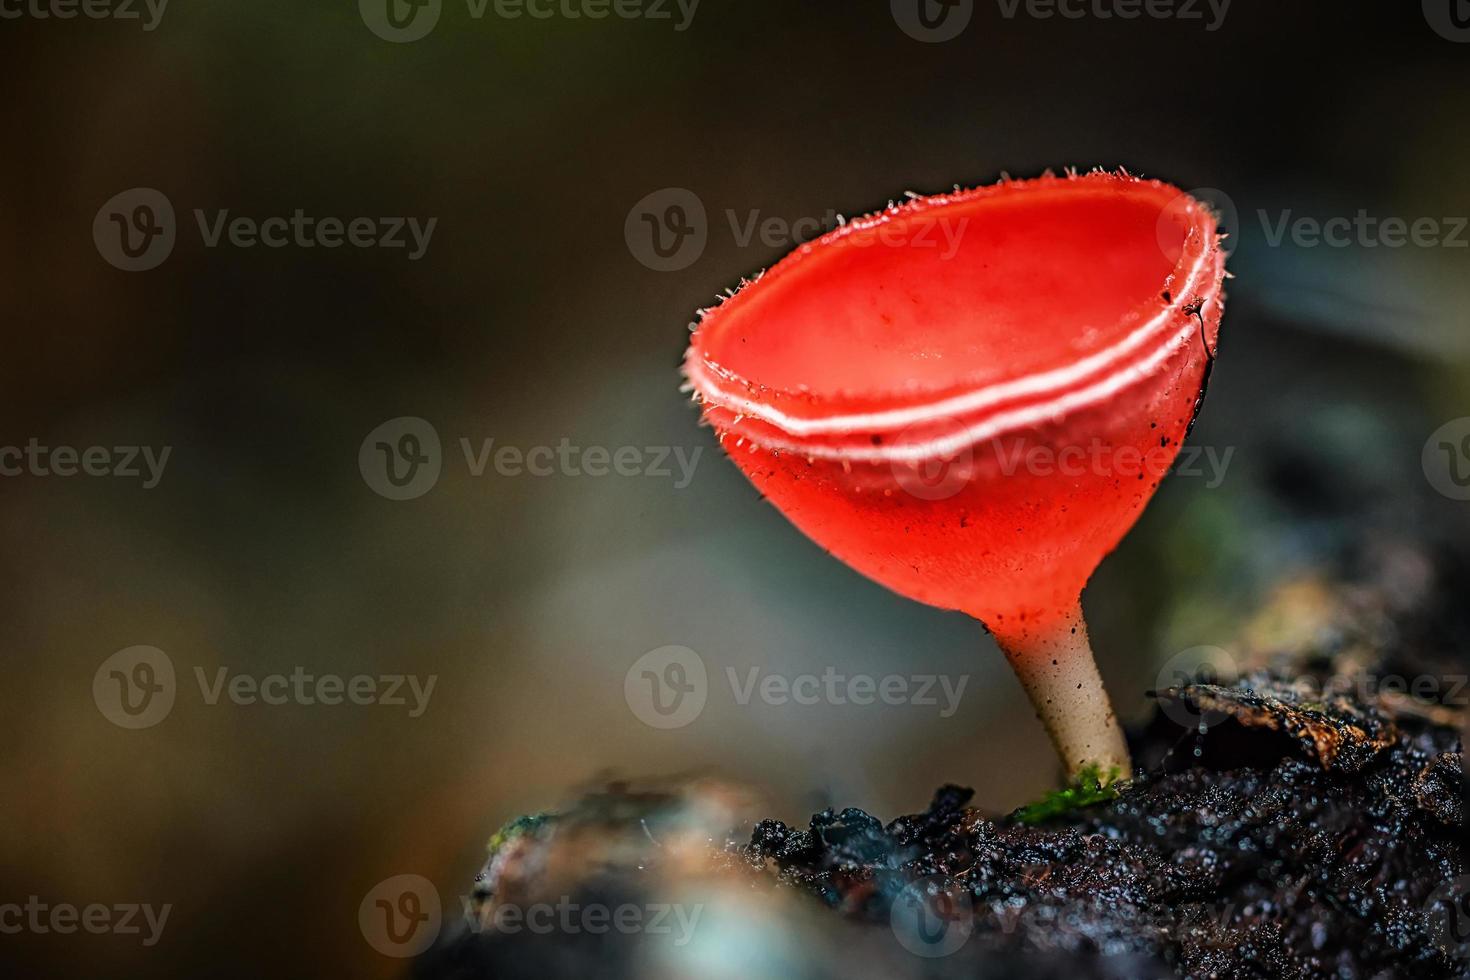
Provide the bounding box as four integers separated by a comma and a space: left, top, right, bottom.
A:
2, 2, 1467, 976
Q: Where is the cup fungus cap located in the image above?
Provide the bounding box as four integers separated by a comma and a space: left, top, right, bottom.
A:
685, 171, 1225, 627
683, 169, 1228, 780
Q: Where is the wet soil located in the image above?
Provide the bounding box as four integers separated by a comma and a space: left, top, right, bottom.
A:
419, 545, 1467, 980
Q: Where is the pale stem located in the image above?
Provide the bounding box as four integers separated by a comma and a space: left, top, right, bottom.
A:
993, 601, 1132, 782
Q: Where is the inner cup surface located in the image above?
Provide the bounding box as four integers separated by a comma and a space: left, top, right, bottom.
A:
694, 178, 1194, 411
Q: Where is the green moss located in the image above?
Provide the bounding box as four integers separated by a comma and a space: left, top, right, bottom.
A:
487, 812, 551, 855
1012, 765, 1123, 825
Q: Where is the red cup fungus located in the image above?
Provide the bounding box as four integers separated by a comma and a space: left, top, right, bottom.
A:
683, 170, 1228, 782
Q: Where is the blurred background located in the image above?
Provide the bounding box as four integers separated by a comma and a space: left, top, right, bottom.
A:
1, 2, 1467, 976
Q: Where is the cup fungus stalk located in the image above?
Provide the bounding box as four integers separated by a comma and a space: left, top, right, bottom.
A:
682, 169, 1227, 784
994, 602, 1129, 781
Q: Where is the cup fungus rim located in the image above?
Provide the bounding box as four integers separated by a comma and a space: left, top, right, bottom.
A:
684, 170, 1226, 463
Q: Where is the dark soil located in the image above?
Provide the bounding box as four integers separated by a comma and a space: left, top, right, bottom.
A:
730, 680, 1463, 978
418, 546, 1468, 980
